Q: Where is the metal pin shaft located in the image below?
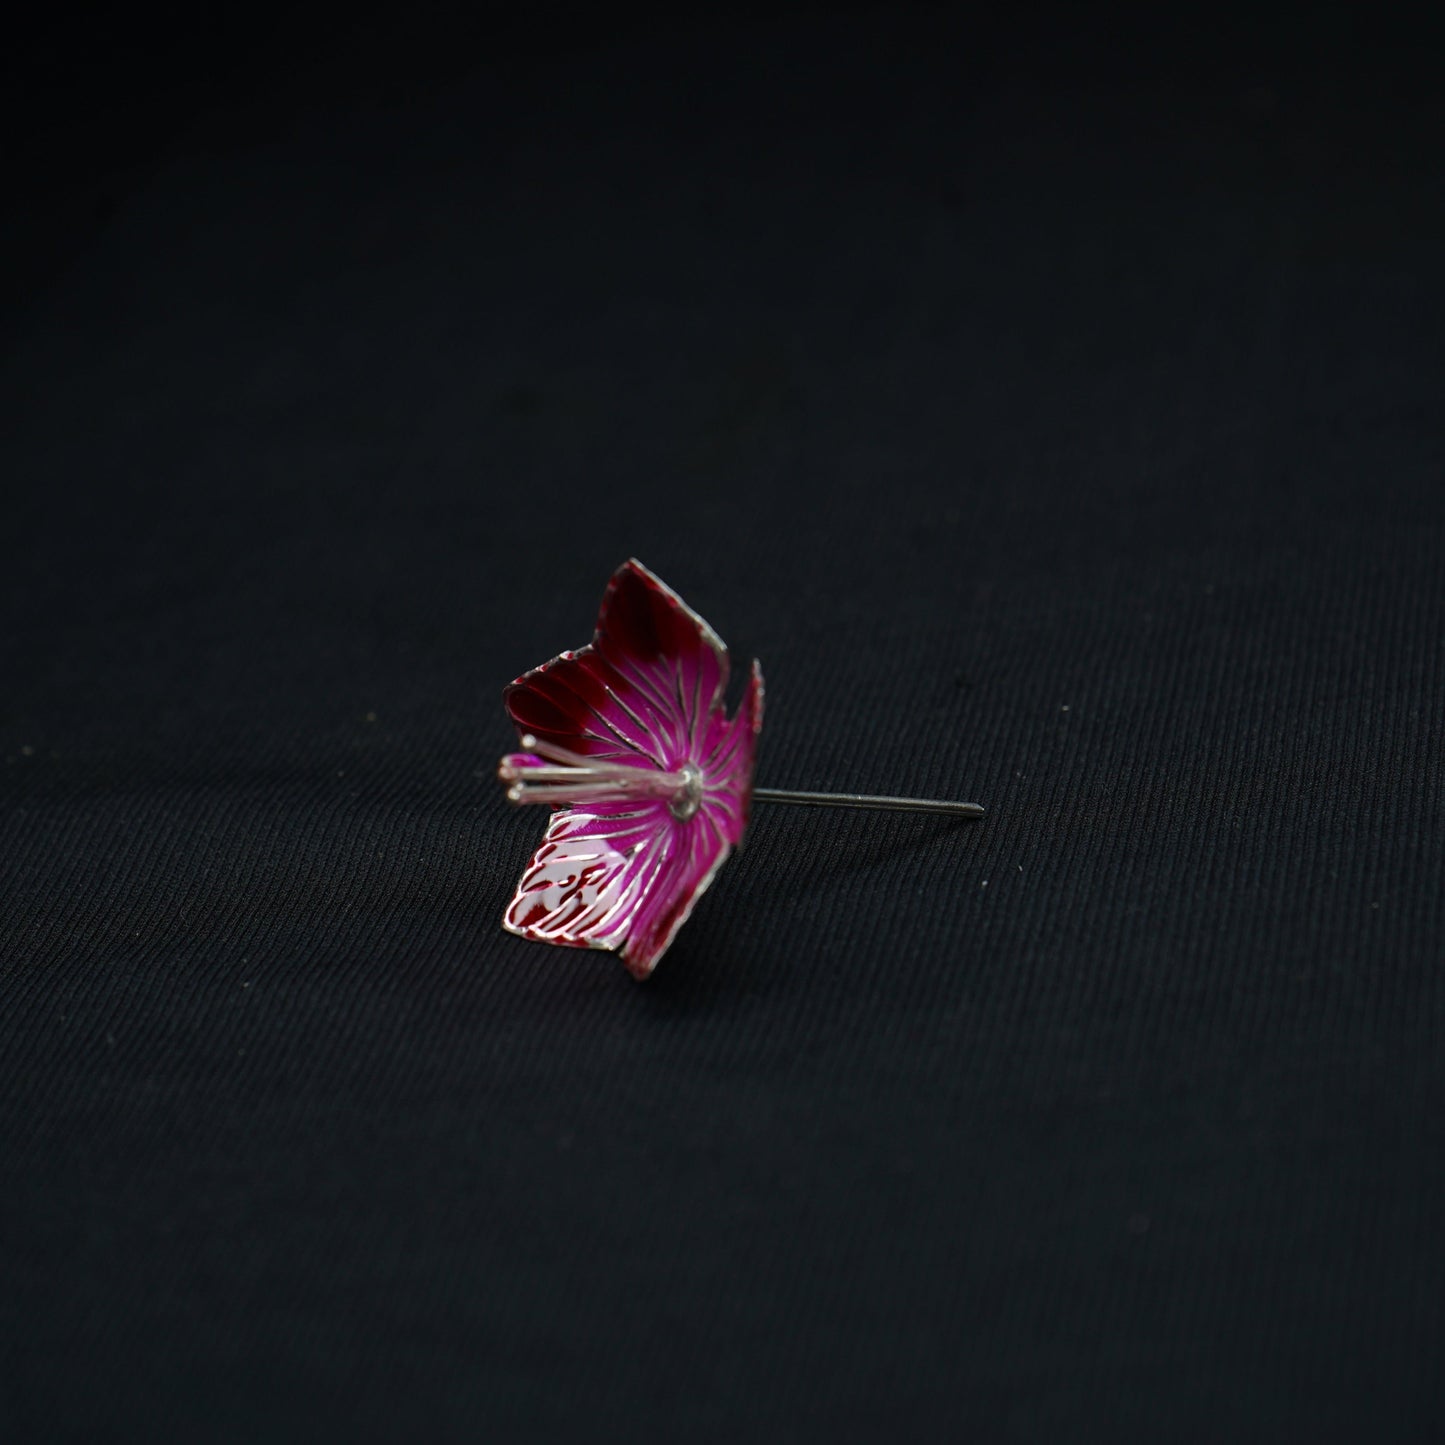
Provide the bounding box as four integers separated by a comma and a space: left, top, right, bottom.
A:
753, 788, 985, 819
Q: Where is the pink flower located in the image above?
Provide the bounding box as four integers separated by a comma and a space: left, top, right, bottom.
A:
499, 559, 764, 979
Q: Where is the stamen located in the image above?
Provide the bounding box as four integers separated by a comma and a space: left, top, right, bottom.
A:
501, 735, 704, 816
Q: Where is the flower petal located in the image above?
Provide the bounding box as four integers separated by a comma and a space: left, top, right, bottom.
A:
503, 801, 732, 978
701, 659, 765, 836
619, 812, 735, 979
506, 560, 728, 768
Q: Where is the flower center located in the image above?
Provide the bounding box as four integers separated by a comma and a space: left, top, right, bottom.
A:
669, 761, 704, 822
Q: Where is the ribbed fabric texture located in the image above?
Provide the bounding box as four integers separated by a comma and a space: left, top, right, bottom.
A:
2, 10, 1441, 1441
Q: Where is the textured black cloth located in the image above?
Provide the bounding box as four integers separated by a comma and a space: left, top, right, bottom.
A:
2, 8, 1442, 1441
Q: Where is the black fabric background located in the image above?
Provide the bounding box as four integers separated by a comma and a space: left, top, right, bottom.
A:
2, 6, 1442, 1440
